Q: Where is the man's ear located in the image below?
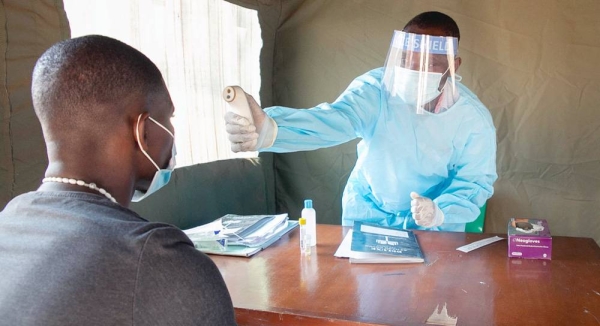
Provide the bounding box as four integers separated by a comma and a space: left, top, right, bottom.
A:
133, 112, 150, 151
454, 56, 462, 71
438, 57, 462, 90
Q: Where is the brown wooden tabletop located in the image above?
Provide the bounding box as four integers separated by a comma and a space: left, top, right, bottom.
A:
210, 224, 600, 326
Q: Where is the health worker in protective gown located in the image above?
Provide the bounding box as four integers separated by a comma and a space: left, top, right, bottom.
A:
224, 11, 497, 232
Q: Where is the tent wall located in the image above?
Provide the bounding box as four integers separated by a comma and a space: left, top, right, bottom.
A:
0, 0, 69, 208
231, 0, 600, 244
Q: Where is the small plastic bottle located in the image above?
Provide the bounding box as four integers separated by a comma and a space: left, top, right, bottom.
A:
299, 217, 311, 255
302, 199, 317, 246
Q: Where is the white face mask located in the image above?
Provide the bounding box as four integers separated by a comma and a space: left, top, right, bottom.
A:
131, 114, 176, 202
393, 66, 447, 108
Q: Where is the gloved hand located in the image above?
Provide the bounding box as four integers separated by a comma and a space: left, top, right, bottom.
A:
224, 90, 277, 152
410, 192, 444, 228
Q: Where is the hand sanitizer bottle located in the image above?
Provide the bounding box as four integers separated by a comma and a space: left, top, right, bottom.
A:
302, 199, 317, 246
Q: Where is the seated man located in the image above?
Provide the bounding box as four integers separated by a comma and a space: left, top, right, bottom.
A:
225, 11, 497, 232
0, 35, 237, 325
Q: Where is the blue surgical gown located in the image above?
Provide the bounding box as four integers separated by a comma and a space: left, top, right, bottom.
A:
262, 68, 497, 232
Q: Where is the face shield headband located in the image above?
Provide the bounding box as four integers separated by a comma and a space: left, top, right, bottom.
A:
382, 31, 459, 114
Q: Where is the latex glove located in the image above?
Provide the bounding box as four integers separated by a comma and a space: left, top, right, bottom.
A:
410, 192, 444, 228
224, 90, 277, 152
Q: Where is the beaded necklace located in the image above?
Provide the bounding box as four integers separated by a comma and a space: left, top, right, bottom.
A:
42, 177, 117, 203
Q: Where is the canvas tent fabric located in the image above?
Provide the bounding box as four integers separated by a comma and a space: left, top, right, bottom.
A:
1, 0, 599, 245
0, 0, 69, 207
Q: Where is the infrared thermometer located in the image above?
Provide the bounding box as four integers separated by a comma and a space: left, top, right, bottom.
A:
222, 86, 254, 124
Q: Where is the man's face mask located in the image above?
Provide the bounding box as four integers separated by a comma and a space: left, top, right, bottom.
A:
382, 31, 459, 114
393, 66, 449, 108
131, 114, 176, 202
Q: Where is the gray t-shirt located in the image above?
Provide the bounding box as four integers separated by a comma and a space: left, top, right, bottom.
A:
0, 191, 237, 325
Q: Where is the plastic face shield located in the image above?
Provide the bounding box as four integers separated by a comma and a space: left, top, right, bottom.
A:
382, 31, 459, 114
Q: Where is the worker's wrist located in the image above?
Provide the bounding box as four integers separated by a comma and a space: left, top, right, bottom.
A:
255, 115, 278, 150
432, 203, 444, 227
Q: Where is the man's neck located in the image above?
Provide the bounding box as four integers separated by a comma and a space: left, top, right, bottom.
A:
424, 83, 460, 114
42, 159, 133, 207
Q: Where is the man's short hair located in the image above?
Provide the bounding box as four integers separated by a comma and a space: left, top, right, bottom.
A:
403, 11, 460, 42
32, 35, 164, 127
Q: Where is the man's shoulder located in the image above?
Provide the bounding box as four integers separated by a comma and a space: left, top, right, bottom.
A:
457, 82, 485, 106
345, 67, 385, 93
456, 82, 494, 126
0, 191, 181, 239
358, 67, 385, 82
3, 191, 145, 221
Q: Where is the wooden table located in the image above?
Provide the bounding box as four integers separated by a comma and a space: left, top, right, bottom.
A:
210, 224, 600, 325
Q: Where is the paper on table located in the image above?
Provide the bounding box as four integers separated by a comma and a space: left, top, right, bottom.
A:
183, 214, 298, 257
200, 221, 298, 257
456, 236, 505, 253
183, 214, 288, 243
333, 230, 354, 258
184, 219, 223, 235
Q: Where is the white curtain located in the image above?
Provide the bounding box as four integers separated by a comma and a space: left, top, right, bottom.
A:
63, 0, 261, 167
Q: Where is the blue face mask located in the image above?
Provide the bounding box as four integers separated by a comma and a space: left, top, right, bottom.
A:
131, 114, 176, 202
